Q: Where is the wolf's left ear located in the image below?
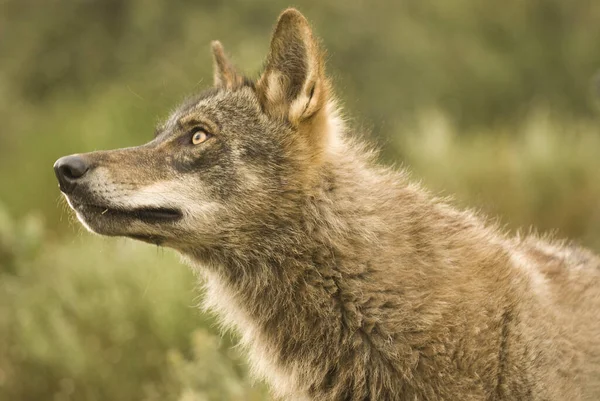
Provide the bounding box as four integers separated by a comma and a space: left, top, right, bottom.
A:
257, 9, 329, 125
212, 41, 243, 89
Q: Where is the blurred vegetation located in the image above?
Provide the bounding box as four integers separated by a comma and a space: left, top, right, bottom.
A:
0, 209, 267, 401
0, 0, 599, 400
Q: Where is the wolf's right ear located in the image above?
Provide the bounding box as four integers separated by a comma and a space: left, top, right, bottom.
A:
211, 41, 243, 89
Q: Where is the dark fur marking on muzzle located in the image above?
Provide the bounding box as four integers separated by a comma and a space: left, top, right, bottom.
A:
87, 205, 182, 223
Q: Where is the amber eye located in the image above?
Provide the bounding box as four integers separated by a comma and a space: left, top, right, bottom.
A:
191, 129, 210, 145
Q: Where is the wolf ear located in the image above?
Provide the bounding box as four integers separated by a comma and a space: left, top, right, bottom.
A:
257, 9, 329, 125
211, 41, 243, 89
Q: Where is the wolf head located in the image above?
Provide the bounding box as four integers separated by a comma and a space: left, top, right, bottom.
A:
54, 9, 342, 252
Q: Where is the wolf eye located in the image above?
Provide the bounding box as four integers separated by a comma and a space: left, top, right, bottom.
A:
191, 129, 211, 145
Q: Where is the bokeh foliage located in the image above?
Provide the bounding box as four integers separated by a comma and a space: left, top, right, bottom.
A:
0, 210, 267, 400
0, 0, 599, 400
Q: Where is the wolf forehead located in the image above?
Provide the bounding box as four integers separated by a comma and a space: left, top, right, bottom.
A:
157, 81, 263, 137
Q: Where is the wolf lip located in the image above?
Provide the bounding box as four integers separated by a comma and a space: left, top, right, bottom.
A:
86, 205, 182, 222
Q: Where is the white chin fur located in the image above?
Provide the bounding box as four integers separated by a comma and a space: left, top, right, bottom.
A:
75, 211, 97, 234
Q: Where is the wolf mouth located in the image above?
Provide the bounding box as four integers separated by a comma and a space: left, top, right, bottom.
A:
84, 204, 182, 223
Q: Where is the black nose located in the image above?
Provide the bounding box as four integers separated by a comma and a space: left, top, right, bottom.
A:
53, 155, 89, 193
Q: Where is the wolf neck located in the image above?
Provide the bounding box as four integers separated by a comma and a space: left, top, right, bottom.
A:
190, 175, 391, 396
184, 112, 511, 397
183, 126, 437, 394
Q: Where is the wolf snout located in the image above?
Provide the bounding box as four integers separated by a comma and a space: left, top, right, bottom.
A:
53, 155, 90, 194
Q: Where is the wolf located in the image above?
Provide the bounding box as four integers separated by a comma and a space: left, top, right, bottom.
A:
54, 8, 600, 401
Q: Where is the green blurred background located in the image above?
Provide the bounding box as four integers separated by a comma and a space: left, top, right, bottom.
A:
1, 0, 599, 400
